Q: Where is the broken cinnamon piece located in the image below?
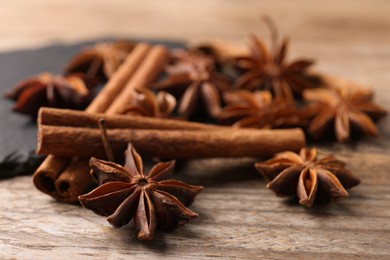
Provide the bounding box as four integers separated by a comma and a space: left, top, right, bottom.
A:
97, 118, 115, 162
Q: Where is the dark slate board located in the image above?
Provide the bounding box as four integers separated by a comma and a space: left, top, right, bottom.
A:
0, 39, 183, 178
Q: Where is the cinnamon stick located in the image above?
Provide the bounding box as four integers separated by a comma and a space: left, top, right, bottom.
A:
33, 43, 170, 202
86, 43, 152, 113
38, 107, 223, 130
32, 155, 69, 199
106, 45, 170, 114
52, 158, 93, 201
37, 126, 306, 159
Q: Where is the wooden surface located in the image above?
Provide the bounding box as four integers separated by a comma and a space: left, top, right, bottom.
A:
1, 0, 390, 259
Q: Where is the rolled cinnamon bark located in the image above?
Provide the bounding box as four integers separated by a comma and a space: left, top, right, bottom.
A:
37, 126, 306, 159
32, 155, 69, 200
106, 45, 170, 114
38, 107, 223, 130
53, 158, 93, 201
33, 43, 164, 202
86, 43, 151, 113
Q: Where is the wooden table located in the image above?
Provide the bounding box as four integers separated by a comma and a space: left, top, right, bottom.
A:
1, 0, 389, 259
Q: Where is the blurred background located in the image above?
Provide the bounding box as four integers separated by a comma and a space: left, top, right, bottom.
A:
0, 0, 389, 95
1, 1, 389, 49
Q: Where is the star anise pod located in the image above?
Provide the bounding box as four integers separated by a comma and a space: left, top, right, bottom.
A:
154, 50, 232, 118
303, 87, 387, 142
119, 88, 176, 118
218, 90, 307, 129
255, 148, 360, 208
189, 41, 248, 72
64, 41, 134, 81
79, 144, 203, 241
234, 19, 314, 100
4, 72, 91, 117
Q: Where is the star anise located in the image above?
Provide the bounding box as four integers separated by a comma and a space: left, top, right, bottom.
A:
189, 41, 248, 71
234, 19, 314, 100
255, 148, 360, 208
119, 88, 176, 118
64, 41, 134, 81
218, 90, 307, 129
303, 87, 387, 142
154, 50, 232, 118
78, 144, 203, 241
4, 72, 91, 117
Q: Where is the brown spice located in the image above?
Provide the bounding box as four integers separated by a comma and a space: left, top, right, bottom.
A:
37, 125, 306, 159
5, 72, 91, 117
85, 43, 152, 113
39, 107, 223, 131
79, 144, 203, 241
119, 88, 176, 118
190, 40, 248, 67
155, 50, 232, 118
218, 90, 307, 128
64, 41, 134, 81
303, 87, 387, 142
255, 148, 360, 207
32, 43, 158, 202
105, 45, 169, 114
55, 44, 169, 203
234, 19, 314, 100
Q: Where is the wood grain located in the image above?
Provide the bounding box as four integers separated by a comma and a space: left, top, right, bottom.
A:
0, 0, 390, 259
